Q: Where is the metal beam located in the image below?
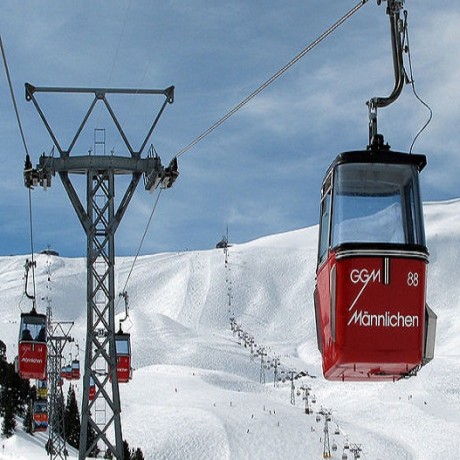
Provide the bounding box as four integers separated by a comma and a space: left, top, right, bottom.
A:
25, 84, 178, 459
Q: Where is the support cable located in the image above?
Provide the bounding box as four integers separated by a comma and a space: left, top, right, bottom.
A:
403, 10, 433, 153
28, 189, 37, 303
117, 187, 163, 307
174, 0, 369, 159
0, 35, 30, 157
1, 35, 37, 305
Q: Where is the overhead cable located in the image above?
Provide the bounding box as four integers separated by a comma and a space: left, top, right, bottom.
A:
0, 35, 30, 156
117, 187, 163, 308
175, 0, 369, 159
403, 11, 433, 154
1, 35, 37, 303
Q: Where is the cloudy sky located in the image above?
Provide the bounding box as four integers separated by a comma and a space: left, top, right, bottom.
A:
1, 1, 459, 257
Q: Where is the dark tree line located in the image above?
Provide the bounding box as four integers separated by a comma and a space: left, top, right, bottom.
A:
65, 384, 80, 448
0, 347, 144, 459
0, 351, 32, 438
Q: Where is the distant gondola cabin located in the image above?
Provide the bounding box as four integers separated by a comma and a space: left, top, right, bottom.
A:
114, 332, 131, 383
33, 400, 48, 432
89, 377, 96, 401
18, 311, 47, 380
71, 359, 81, 380
37, 379, 48, 399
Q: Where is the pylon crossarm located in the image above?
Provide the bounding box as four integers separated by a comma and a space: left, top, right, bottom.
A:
25, 83, 174, 158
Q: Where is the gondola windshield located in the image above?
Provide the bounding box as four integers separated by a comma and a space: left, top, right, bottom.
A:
330, 161, 426, 247
19, 312, 47, 343
115, 335, 130, 355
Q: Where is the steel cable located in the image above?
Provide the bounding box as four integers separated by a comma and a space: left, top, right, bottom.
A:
174, 0, 369, 159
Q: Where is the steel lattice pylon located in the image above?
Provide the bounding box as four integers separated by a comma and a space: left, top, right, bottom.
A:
81, 168, 122, 458
47, 320, 73, 460
24, 84, 178, 459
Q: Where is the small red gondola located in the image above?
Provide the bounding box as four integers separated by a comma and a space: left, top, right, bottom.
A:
71, 359, 81, 380
33, 400, 48, 432
18, 310, 47, 380
314, 148, 437, 381
114, 331, 132, 383
89, 377, 96, 401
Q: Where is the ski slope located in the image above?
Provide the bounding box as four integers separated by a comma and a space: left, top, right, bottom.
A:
1, 199, 460, 459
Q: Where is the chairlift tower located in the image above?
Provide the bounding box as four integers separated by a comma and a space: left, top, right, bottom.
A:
319, 408, 332, 459
24, 83, 178, 459
287, 370, 296, 405
42, 259, 70, 460
258, 346, 267, 384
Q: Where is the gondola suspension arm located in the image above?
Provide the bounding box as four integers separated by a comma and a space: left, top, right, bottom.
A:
118, 291, 129, 332
23, 258, 37, 305
367, 0, 407, 146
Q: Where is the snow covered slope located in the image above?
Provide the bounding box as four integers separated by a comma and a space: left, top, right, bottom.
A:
1, 199, 460, 459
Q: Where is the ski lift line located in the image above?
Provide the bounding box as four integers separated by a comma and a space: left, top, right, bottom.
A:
1, 36, 38, 305
116, 187, 164, 308
106, 0, 134, 93
0, 35, 30, 157
174, 0, 370, 159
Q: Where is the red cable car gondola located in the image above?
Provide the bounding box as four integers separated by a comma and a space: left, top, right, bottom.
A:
71, 359, 81, 380
64, 364, 72, 380
314, 147, 437, 381
89, 377, 96, 401
18, 310, 47, 380
114, 331, 132, 383
33, 400, 48, 432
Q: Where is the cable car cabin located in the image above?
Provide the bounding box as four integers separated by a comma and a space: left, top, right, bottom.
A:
111, 332, 132, 383
33, 400, 48, 432
71, 359, 81, 380
89, 377, 96, 401
314, 149, 437, 381
18, 311, 47, 380
65, 364, 72, 379
37, 379, 48, 399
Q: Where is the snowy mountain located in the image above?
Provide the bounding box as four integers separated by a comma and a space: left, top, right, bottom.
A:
1, 199, 460, 459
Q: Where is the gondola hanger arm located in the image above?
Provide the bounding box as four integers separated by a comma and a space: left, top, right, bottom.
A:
367, 0, 407, 146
